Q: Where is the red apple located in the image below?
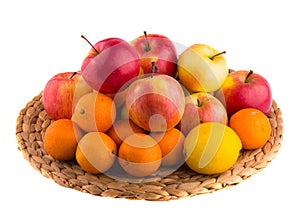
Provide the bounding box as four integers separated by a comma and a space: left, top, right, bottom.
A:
81, 36, 140, 94
215, 70, 272, 117
43, 72, 87, 120
131, 31, 177, 77
178, 92, 228, 136
125, 74, 185, 132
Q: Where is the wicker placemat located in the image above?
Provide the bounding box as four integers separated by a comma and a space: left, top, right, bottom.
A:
16, 92, 283, 201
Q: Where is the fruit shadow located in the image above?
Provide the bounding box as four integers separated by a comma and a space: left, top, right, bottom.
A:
104, 158, 185, 183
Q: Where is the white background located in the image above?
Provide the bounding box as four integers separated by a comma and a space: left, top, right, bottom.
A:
1, 0, 299, 218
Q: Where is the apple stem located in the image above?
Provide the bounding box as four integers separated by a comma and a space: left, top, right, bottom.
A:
245, 70, 254, 82
196, 99, 206, 107
81, 35, 99, 54
143, 31, 151, 52
70, 72, 77, 79
210, 51, 226, 60
229, 69, 235, 74
197, 99, 201, 107
151, 61, 159, 77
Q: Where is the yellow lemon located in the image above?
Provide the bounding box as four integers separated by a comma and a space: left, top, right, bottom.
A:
184, 122, 242, 175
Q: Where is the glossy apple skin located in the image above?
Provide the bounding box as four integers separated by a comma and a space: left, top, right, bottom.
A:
81, 38, 140, 94
43, 72, 81, 120
131, 34, 177, 77
178, 44, 228, 92
178, 92, 228, 136
126, 74, 185, 132
215, 70, 272, 117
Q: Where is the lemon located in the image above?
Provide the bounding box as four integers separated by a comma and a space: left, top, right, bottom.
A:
184, 122, 242, 175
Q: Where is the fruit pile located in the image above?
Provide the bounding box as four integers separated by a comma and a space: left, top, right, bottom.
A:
42, 32, 272, 179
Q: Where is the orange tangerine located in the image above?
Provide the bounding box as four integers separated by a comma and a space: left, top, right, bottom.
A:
150, 128, 185, 167
118, 133, 162, 177
106, 119, 147, 146
76, 132, 117, 174
229, 108, 271, 150
43, 119, 84, 161
72, 92, 116, 132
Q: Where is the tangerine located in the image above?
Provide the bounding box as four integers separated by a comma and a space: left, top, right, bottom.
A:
150, 128, 185, 167
43, 119, 84, 161
76, 132, 117, 174
229, 108, 271, 149
118, 133, 162, 177
72, 92, 116, 132
106, 119, 147, 146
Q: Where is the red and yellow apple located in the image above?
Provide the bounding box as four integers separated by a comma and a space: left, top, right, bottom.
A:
215, 70, 272, 116
43, 72, 90, 120
178, 44, 228, 92
131, 32, 177, 77
178, 92, 228, 136
81, 36, 140, 94
73, 72, 93, 106
126, 74, 185, 132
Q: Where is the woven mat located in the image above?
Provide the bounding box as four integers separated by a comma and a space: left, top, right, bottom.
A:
16, 92, 283, 201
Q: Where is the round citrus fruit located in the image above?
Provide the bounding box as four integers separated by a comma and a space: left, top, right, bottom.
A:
72, 92, 116, 132
76, 132, 117, 174
43, 119, 84, 161
106, 119, 147, 146
150, 128, 185, 167
118, 133, 162, 177
229, 108, 271, 150
184, 122, 242, 175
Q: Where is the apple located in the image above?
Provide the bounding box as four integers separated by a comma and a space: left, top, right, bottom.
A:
73, 72, 93, 106
177, 44, 228, 92
125, 74, 185, 132
131, 31, 177, 77
43, 72, 88, 120
178, 92, 228, 136
80, 35, 140, 94
215, 70, 272, 117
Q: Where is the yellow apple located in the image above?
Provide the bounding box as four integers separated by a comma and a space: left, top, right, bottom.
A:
178, 44, 228, 92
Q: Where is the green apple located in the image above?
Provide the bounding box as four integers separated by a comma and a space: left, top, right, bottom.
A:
177, 44, 228, 92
